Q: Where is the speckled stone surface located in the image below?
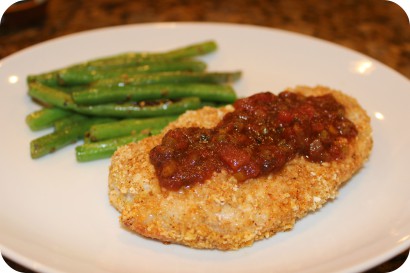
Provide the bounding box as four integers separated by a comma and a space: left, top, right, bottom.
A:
0, 0, 409, 272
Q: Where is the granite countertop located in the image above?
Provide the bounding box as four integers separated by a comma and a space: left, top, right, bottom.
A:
0, 0, 409, 272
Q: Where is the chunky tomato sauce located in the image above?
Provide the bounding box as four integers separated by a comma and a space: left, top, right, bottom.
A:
149, 91, 358, 190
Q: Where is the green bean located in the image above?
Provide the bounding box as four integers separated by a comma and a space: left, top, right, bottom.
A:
83, 132, 92, 144
28, 82, 76, 109
86, 40, 217, 67
28, 83, 203, 118
30, 117, 114, 159
27, 41, 217, 85
92, 71, 242, 88
52, 85, 88, 94
72, 83, 237, 105
27, 72, 60, 86
73, 97, 202, 118
53, 114, 90, 131
57, 60, 207, 86
88, 116, 177, 141
75, 128, 161, 162
25, 108, 73, 131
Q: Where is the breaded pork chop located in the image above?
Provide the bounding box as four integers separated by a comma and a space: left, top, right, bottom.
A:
108, 86, 373, 250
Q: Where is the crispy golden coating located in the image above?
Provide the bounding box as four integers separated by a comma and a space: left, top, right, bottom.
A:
108, 86, 373, 250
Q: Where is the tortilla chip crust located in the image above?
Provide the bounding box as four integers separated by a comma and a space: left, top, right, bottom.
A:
108, 85, 373, 250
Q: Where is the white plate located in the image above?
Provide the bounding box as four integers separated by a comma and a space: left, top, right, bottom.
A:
1, 22, 409, 273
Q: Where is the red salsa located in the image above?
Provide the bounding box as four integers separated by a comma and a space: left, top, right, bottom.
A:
149, 91, 358, 190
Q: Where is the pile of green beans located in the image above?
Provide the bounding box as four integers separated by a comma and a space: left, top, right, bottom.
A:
25, 40, 242, 161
